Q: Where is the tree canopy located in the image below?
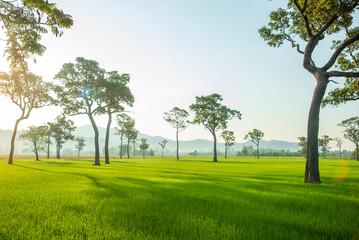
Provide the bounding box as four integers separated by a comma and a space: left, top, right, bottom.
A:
244, 129, 264, 159
0, 0, 73, 68
0, 69, 51, 164
190, 93, 241, 162
338, 116, 359, 161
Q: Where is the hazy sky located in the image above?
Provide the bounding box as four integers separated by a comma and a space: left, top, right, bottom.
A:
0, 0, 358, 150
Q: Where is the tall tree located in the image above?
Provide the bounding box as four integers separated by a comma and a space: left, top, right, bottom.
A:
115, 113, 130, 160
333, 137, 343, 158
298, 136, 307, 158
338, 117, 359, 161
0, 0, 73, 68
43, 123, 53, 159
318, 135, 332, 158
164, 107, 189, 160
220, 130, 235, 159
53, 57, 109, 165
123, 116, 136, 159
0, 69, 51, 164
139, 138, 149, 159
50, 115, 75, 159
244, 129, 264, 159
259, 1, 359, 183
159, 139, 168, 157
75, 137, 86, 157
189, 93, 241, 162
96, 71, 134, 164
19, 125, 47, 161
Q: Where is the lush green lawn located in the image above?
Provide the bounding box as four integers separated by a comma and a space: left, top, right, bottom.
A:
0, 157, 358, 239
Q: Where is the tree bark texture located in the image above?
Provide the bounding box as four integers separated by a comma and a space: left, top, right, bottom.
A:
213, 132, 217, 162
8, 118, 21, 164
105, 112, 112, 164
127, 139, 130, 159
88, 112, 100, 165
56, 142, 60, 159
47, 136, 50, 159
256, 143, 259, 159
176, 128, 179, 160
305, 73, 328, 183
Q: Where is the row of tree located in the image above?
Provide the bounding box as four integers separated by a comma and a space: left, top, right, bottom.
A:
298, 117, 359, 161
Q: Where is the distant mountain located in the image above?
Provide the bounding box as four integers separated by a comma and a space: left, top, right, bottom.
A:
0, 125, 301, 156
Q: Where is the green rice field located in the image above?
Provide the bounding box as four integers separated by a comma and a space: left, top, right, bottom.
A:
0, 157, 358, 239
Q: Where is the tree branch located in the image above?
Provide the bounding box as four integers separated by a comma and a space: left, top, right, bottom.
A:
327, 70, 359, 77
293, 0, 313, 37
323, 32, 359, 71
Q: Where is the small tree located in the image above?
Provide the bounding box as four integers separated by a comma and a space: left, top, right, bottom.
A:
50, 115, 75, 159
164, 107, 189, 160
338, 117, 359, 161
19, 126, 47, 161
244, 129, 264, 159
0, 69, 52, 164
318, 135, 333, 158
75, 138, 86, 157
115, 113, 131, 159
189, 93, 241, 162
159, 139, 168, 157
220, 130, 235, 159
298, 136, 307, 158
139, 138, 149, 159
333, 137, 343, 158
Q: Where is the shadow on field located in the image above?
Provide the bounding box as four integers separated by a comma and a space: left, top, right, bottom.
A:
11, 161, 359, 239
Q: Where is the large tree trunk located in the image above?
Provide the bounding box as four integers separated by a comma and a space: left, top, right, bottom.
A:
305, 74, 328, 183
225, 145, 227, 159
47, 135, 50, 159
8, 118, 22, 164
127, 139, 130, 159
34, 143, 39, 161
133, 141, 136, 157
56, 142, 61, 159
176, 128, 179, 160
88, 112, 100, 165
105, 111, 112, 164
356, 143, 358, 161
143, 150, 145, 159
120, 135, 123, 159
213, 132, 217, 162
162, 148, 164, 157
256, 143, 259, 159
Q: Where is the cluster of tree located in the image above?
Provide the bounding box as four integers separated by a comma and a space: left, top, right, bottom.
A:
297, 117, 359, 161
164, 93, 242, 162
18, 115, 86, 161
260, 0, 359, 183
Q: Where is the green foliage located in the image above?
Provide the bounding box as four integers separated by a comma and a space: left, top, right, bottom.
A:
189, 93, 241, 134
49, 115, 75, 155
164, 107, 189, 131
221, 130, 235, 148
0, 157, 358, 239
75, 137, 86, 157
244, 129, 264, 146
318, 135, 333, 158
338, 116, 359, 160
298, 136, 307, 157
19, 125, 46, 158
0, 0, 73, 68
0, 69, 52, 116
139, 138, 149, 158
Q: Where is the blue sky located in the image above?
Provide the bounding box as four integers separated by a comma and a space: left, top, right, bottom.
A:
0, 0, 358, 150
